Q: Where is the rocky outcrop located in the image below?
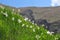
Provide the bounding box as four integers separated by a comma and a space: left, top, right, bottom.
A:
19, 8, 60, 34
19, 7, 60, 23
20, 9, 35, 22
49, 20, 60, 34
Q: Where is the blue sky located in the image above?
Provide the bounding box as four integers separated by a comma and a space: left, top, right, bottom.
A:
0, 0, 51, 8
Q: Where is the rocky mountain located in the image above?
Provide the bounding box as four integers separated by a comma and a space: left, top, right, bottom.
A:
18, 6, 60, 33
19, 7, 60, 23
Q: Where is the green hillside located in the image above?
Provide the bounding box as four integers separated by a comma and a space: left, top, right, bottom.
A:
0, 7, 60, 40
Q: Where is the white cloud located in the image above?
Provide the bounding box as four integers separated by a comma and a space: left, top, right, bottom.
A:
51, 0, 60, 6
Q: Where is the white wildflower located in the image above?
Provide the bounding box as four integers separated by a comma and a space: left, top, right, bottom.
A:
13, 9, 14, 12
30, 26, 33, 28
35, 23, 37, 25
24, 17, 28, 21
22, 24, 25, 27
47, 31, 54, 35
50, 31, 54, 34
37, 27, 40, 30
3, 12, 8, 17
47, 31, 50, 34
33, 28, 35, 32
18, 19, 22, 23
0, 5, 4, 9
12, 17, 14, 21
55, 37, 58, 40
18, 9, 20, 12
41, 24, 45, 26
32, 22, 34, 24
28, 19, 31, 21
26, 25, 28, 27
35, 35, 40, 40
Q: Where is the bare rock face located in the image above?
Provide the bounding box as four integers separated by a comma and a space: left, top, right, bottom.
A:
20, 9, 35, 21
19, 7, 60, 23
49, 20, 60, 34
35, 19, 60, 34
34, 19, 60, 34
34, 19, 50, 31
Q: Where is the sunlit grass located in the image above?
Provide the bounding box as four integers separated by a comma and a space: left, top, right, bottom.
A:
0, 7, 60, 40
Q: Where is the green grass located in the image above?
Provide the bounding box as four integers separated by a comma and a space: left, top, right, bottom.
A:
0, 7, 60, 40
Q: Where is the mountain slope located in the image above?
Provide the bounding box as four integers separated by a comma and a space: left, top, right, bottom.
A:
0, 6, 60, 40
19, 7, 60, 23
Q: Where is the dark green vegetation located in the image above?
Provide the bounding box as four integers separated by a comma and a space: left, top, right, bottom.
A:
0, 7, 60, 40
